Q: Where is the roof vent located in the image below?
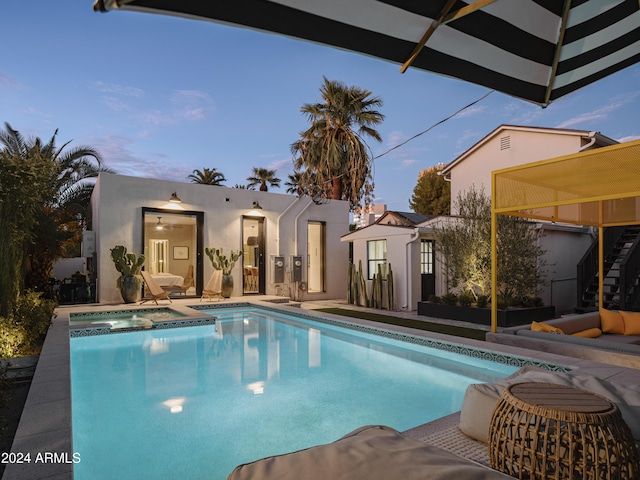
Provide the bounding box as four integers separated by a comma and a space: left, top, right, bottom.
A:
500, 136, 510, 150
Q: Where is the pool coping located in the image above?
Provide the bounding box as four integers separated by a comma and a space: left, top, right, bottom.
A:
5, 298, 640, 480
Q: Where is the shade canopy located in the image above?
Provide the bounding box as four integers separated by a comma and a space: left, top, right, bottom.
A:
490, 139, 640, 332
93, 0, 640, 107
493, 139, 640, 227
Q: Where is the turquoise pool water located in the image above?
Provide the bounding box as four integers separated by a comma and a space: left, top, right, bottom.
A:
70, 306, 519, 480
70, 307, 186, 329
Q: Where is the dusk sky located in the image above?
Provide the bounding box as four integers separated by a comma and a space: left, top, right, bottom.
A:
2, 1, 640, 210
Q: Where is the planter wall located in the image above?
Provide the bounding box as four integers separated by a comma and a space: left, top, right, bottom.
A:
417, 302, 555, 328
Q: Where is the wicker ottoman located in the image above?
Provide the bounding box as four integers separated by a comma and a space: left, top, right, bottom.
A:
488, 382, 639, 480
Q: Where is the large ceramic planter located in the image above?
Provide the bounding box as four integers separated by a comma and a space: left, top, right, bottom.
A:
417, 302, 556, 328
120, 275, 142, 303
221, 274, 234, 298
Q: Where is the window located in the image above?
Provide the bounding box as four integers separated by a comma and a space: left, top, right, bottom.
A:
421, 240, 434, 274
367, 240, 387, 280
307, 221, 326, 293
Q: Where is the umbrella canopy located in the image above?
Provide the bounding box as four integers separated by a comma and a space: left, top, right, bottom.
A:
94, 0, 640, 107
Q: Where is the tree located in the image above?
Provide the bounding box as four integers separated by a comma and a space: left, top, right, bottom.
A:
246, 167, 280, 192
435, 186, 547, 305
285, 170, 304, 196
291, 77, 384, 211
0, 123, 109, 304
187, 167, 226, 185
409, 164, 450, 215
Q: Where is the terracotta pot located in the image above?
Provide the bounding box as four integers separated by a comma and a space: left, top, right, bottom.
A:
120, 276, 141, 303
221, 274, 234, 298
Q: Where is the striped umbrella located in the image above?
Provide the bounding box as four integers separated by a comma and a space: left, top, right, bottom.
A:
94, 0, 640, 107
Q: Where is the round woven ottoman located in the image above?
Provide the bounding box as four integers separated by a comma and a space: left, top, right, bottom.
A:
488, 382, 639, 479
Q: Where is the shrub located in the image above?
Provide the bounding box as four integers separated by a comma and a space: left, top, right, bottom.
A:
442, 292, 458, 305
428, 295, 441, 304
476, 295, 489, 308
0, 291, 55, 358
458, 290, 474, 307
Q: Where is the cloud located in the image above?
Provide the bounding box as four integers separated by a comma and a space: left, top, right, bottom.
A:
91, 81, 145, 98
266, 158, 291, 171
171, 90, 215, 120
555, 92, 640, 129
0, 73, 21, 88
401, 159, 418, 168
617, 134, 640, 143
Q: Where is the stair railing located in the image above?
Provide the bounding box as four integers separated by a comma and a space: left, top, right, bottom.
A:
576, 226, 626, 308
619, 232, 640, 310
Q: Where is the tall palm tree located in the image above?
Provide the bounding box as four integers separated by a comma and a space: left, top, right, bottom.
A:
0, 123, 111, 300
187, 167, 226, 185
291, 77, 384, 211
247, 167, 281, 192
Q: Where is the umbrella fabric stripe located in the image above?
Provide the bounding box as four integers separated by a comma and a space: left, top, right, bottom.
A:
557, 27, 640, 75
551, 50, 640, 101
564, 0, 635, 42
554, 41, 640, 90
104, 0, 640, 106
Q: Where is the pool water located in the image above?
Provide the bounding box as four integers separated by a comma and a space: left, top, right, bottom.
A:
70, 307, 518, 480
70, 308, 185, 329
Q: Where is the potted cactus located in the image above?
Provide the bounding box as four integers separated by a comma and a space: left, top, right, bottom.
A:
205, 247, 242, 298
110, 245, 145, 303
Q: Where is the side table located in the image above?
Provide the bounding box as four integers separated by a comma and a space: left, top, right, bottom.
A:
488, 382, 639, 479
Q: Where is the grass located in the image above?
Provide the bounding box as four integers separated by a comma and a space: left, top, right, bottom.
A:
313, 308, 487, 341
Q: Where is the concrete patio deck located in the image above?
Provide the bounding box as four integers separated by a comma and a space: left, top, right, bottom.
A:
4, 296, 640, 480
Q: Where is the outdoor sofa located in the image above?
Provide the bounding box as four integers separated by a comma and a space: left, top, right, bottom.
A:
486, 309, 640, 369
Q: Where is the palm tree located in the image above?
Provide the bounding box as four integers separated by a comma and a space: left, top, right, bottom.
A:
0, 123, 111, 301
247, 167, 281, 192
291, 77, 384, 211
188, 167, 226, 185
285, 170, 304, 196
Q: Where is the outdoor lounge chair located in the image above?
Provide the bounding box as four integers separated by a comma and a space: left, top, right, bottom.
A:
140, 270, 173, 305
201, 270, 222, 302
179, 265, 194, 295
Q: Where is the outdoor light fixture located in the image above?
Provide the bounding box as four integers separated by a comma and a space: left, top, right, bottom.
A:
169, 192, 182, 203
252, 201, 262, 210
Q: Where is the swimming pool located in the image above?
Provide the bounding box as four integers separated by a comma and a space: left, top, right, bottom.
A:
69, 307, 188, 330
69, 305, 556, 479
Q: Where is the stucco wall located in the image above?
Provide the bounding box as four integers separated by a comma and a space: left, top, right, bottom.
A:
450, 130, 584, 212
92, 173, 350, 303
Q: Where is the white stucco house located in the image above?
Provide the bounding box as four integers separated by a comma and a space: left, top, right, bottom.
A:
90, 173, 350, 304
342, 125, 619, 314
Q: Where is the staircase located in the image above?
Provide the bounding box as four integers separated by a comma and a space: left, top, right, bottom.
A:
577, 226, 640, 310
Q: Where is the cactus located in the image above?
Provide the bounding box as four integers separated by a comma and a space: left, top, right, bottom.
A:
205, 247, 242, 275
110, 245, 145, 288
386, 263, 394, 311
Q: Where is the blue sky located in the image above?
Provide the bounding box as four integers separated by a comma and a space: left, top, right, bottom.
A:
2, 2, 640, 211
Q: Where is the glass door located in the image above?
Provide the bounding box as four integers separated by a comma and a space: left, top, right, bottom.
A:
242, 216, 265, 294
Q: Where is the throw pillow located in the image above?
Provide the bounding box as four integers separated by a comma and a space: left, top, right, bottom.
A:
531, 321, 564, 334
600, 308, 624, 334
620, 310, 640, 336
571, 327, 602, 338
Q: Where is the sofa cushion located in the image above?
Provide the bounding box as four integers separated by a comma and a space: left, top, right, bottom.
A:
571, 327, 602, 338
227, 425, 513, 480
531, 321, 564, 334
621, 310, 640, 336
550, 311, 601, 334
459, 369, 640, 445
601, 308, 625, 334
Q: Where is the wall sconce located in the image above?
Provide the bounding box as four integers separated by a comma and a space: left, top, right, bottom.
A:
252, 201, 262, 210
169, 192, 182, 203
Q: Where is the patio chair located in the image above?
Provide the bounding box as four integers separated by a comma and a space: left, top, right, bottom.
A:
201, 270, 223, 302
140, 270, 173, 305
179, 265, 194, 295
